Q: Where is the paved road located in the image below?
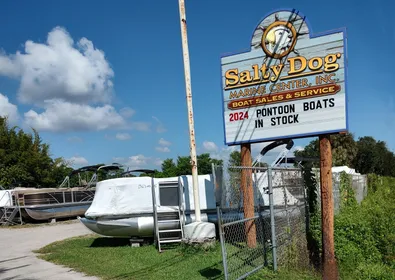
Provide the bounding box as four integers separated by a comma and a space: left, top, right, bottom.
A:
0, 221, 99, 280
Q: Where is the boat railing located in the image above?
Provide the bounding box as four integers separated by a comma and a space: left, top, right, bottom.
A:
19, 189, 95, 206
58, 176, 70, 188
0, 191, 23, 225
79, 191, 95, 202
85, 173, 98, 189
22, 192, 61, 205
0, 190, 14, 207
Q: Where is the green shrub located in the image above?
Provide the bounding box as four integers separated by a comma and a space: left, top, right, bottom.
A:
339, 172, 358, 209
354, 262, 395, 280
334, 174, 395, 278
361, 175, 395, 266
334, 208, 382, 268
305, 171, 395, 278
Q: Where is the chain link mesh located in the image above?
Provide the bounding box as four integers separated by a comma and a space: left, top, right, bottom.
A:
313, 169, 368, 214
213, 165, 309, 280
271, 168, 309, 269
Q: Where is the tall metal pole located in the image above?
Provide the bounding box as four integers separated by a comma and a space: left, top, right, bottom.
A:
178, 0, 201, 222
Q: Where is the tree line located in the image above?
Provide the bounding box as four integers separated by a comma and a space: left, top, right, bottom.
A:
1, 114, 394, 188
152, 133, 395, 177
294, 133, 395, 177
0, 117, 72, 188
138, 153, 223, 177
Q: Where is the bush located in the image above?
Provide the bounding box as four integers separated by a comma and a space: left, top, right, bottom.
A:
354, 263, 395, 280
334, 174, 395, 278
334, 208, 382, 268
363, 175, 395, 266
305, 171, 395, 279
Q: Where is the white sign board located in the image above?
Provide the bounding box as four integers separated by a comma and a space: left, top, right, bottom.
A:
221, 9, 348, 146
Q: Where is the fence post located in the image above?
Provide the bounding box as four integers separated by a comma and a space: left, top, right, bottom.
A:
255, 169, 268, 266
283, 171, 291, 241
212, 163, 228, 280
241, 144, 257, 248
217, 206, 228, 280
268, 166, 277, 271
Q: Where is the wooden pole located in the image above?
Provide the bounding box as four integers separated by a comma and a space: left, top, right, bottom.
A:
319, 135, 339, 280
241, 143, 256, 248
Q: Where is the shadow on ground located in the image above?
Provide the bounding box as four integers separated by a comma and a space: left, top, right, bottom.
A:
199, 264, 224, 280
90, 237, 155, 248
0, 263, 35, 280
90, 237, 131, 248
111, 254, 191, 279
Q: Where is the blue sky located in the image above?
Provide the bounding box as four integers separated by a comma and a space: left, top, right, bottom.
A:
0, 0, 393, 170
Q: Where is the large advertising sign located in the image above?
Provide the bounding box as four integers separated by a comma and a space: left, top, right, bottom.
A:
221, 9, 348, 146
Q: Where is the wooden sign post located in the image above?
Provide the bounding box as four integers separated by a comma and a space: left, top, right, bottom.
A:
240, 143, 256, 248
319, 135, 338, 280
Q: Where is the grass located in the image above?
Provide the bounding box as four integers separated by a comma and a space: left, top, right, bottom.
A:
35, 235, 320, 280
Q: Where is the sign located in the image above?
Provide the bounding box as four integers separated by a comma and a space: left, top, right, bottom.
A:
221, 9, 348, 146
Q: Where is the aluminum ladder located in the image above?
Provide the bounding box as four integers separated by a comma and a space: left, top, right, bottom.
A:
0, 191, 22, 226
0, 206, 20, 226
155, 208, 184, 252
152, 180, 185, 252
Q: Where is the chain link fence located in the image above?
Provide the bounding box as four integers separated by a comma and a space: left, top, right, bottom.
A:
213, 164, 309, 280
313, 169, 368, 214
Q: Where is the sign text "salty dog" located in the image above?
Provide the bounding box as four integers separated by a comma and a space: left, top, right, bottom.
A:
224, 53, 342, 90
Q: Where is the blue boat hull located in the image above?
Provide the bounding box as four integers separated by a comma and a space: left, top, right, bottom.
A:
21, 202, 92, 221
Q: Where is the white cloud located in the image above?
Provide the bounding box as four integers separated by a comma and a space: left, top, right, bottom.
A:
156, 138, 171, 152
156, 146, 170, 153
158, 138, 171, 146
67, 136, 83, 143
116, 132, 131, 141
154, 158, 164, 166
0, 27, 167, 135
0, 26, 158, 134
113, 154, 162, 170
127, 155, 148, 166
0, 26, 114, 105
120, 107, 135, 118
152, 116, 166, 133
208, 145, 238, 163
0, 93, 19, 124
202, 141, 218, 153
129, 121, 151, 132
24, 100, 127, 132
67, 156, 88, 166
293, 146, 304, 152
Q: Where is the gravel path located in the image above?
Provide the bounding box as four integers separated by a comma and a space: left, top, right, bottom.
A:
0, 220, 99, 280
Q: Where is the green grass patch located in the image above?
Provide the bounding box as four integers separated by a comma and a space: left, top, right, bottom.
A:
35, 236, 319, 280
250, 267, 320, 280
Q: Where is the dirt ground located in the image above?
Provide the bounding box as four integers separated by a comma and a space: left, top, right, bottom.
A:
0, 220, 99, 280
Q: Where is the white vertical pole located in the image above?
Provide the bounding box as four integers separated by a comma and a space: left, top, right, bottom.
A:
178, 0, 201, 222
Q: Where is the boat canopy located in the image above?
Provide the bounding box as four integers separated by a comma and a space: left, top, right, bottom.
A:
84, 174, 215, 219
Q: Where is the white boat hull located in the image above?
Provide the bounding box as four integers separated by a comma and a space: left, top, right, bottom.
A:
78, 212, 215, 238
78, 208, 301, 238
